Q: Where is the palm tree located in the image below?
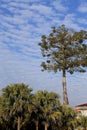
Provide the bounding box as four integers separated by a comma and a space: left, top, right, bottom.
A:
28, 101, 42, 130
59, 105, 77, 130
0, 83, 33, 130
34, 90, 60, 130
77, 116, 87, 130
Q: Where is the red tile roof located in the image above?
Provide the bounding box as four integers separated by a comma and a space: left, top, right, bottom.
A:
75, 103, 87, 107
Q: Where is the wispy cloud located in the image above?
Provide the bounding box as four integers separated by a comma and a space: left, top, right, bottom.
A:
52, 0, 68, 12
0, 0, 87, 106
78, 2, 87, 12
62, 14, 83, 30
77, 18, 87, 25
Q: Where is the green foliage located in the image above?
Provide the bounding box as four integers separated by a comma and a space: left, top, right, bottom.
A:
34, 90, 60, 120
77, 116, 87, 129
39, 25, 87, 105
1, 83, 32, 117
39, 25, 87, 74
0, 83, 33, 130
58, 105, 77, 130
81, 116, 87, 128
33, 90, 60, 130
0, 83, 87, 130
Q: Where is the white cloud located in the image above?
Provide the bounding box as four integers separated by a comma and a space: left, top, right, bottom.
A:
52, 0, 68, 12
1, 0, 39, 2
30, 4, 53, 16
77, 18, 87, 25
0, 0, 87, 106
78, 2, 87, 12
62, 14, 84, 30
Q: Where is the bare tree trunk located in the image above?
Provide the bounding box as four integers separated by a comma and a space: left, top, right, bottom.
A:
62, 70, 69, 105
17, 116, 21, 130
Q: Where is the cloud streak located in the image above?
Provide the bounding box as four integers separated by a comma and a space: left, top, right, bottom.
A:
78, 2, 87, 12
0, 0, 87, 106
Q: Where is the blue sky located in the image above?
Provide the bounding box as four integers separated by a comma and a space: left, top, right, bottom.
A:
0, 0, 87, 106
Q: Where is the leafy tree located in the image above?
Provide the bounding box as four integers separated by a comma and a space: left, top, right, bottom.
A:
39, 25, 87, 105
0, 83, 33, 130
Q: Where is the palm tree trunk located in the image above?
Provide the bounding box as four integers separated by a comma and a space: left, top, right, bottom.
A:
35, 121, 38, 130
17, 116, 21, 130
62, 70, 69, 105
44, 122, 49, 130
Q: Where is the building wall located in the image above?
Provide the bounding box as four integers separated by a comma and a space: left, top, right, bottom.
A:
80, 110, 87, 116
